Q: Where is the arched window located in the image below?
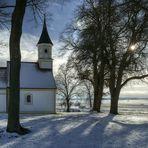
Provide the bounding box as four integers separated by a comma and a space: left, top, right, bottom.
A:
44, 49, 48, 53
25, 93, 33, 105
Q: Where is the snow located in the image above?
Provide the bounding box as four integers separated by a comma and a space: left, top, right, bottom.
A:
0, 111, 148, 148
7, 62, 56, 89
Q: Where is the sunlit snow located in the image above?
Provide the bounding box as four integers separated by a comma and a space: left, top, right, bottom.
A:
0, 111, 148, 148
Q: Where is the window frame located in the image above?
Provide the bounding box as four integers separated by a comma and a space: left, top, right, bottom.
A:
25, 93, 33, 105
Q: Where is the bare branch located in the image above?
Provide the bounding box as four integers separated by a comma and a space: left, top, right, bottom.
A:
121, 74, 148, 88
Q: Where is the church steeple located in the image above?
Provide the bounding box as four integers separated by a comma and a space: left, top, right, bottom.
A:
37, 16, 53, 70
37, 16, 53, 45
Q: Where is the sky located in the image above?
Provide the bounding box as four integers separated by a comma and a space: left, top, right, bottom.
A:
0, 0, 81, 71
0, 0, 148, 98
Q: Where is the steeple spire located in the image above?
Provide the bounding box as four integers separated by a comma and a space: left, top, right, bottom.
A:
37, 15, 53, 45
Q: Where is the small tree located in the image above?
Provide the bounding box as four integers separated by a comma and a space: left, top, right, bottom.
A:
81, 80, 93, 109
56, 63, 80, 112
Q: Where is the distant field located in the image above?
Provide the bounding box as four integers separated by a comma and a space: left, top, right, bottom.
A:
102, 99, 148, 114
57, 98, 148, 114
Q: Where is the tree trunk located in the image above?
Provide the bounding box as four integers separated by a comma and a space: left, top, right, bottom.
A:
110, 90, 120, 114
7, 0, 29, 135
92, 57, 100, 112
93, 86, 100, 112
66, 99, 70, 112
110, 66, 123, 114
97, 57, 105, 112
92, 46, 105, 112
89, 96, 92, 108
93, 76, 104, 112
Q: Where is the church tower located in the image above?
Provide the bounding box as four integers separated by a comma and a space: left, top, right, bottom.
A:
37, 17, 53, 69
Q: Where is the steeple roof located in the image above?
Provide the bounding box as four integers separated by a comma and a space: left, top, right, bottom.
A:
37, 17, 53, 45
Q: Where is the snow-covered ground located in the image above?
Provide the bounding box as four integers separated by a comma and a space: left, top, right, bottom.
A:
0, 110, 148, 148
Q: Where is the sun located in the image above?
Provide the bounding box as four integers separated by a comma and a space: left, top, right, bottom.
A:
130, 45, 136, 51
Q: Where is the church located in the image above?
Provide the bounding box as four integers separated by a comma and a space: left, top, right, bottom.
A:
0, 18, 56, 113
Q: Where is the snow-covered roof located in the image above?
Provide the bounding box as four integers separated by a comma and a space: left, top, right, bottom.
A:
6, 62, 56, 89
0, 68, 7, 88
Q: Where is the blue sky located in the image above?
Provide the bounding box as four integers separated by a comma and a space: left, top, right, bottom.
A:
23, 0, 81, 41
5, 0, 81, 41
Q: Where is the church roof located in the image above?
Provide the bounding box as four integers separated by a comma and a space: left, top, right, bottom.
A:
6, 62, 56, 89
37, 17, 53, 45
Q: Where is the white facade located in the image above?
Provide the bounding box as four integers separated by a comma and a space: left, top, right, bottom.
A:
20, 89, 56, 113
0, 89, 56, 113
37, 43, 53, 69
38, 43, 52, 59
37, 43, 52, 69
38, 59, 53, 70
0, 89, 6, 112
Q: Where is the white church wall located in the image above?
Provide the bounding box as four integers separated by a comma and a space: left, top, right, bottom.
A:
38, 59, 53, 69
20, 89, 56, 113
38, 43, 53, 69
38, 43, 52, 59
0, 89, 6, 112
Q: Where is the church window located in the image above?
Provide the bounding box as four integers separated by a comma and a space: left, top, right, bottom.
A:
25, 94, 33, 105
44, 49, 48, 53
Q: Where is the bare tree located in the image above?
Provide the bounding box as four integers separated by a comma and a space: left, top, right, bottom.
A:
56, 63, 80, 112
6, 0, 29, 135
6, 0, 69, 134
61, 0, 111, 112
0, 2, 47, 135
81, 80, 93, 109
61, 0, 148, 115
104, 0, 148, 114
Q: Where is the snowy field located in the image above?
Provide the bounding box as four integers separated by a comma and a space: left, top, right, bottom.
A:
101, 99, 148, 114
0, 108, 148, 148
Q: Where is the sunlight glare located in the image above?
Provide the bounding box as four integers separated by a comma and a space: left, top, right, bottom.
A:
130, 45, 136, 51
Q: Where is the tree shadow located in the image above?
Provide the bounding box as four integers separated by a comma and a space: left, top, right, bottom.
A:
0, 113, 114, 148
1, 113, 147, 148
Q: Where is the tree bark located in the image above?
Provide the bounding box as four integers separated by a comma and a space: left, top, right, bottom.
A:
89, 95, 92, 108
93, 86, 99, 112
92, 73, 103, 112
92, 57, 100, 112
66, 99, 70, 112
93, 50, 105, 112
97, 56, 105, 112
110, 89, 120, 114
7, 0, 29, 135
